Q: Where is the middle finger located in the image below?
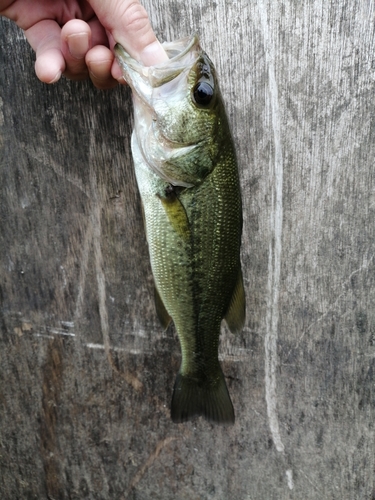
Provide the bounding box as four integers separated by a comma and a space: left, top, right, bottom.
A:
61, 19, 92, 81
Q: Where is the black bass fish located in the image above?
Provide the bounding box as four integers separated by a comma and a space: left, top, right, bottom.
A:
115, 35, 245, 424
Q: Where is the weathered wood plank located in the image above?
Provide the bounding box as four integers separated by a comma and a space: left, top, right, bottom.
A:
1, 0, 375, 497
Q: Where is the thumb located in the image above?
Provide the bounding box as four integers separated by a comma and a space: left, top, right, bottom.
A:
87, 0, 168, 66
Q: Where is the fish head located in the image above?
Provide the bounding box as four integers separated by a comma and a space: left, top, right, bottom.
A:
115, 35, 230, 187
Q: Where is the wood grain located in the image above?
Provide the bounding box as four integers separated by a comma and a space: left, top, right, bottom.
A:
1, 1, 375, 497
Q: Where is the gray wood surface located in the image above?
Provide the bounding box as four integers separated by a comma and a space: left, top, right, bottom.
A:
1, 1, 375, 498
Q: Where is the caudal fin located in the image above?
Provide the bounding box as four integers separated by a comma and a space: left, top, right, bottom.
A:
171, 369, 235, 424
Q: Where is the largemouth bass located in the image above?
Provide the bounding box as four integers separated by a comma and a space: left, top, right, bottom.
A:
115, 35, 245, 424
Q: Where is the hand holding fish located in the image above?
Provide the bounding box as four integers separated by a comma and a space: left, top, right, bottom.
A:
0, 0, 167, 88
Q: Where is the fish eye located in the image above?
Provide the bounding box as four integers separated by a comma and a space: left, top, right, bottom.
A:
192, 82, 214, 107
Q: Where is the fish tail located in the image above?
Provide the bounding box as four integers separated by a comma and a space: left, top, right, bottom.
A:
171, 368, 235, 425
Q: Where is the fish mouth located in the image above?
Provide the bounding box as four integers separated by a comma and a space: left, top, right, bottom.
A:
115, 35, 203, 187
115, 34, 199, 85
159, 34, 199, 61
114, 34, 200, 105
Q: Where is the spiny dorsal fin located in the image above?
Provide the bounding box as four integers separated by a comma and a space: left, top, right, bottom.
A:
224, 268, 246, 334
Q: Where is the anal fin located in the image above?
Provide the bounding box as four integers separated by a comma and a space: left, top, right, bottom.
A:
224, 268, 246, 334
154, 286, 172, 330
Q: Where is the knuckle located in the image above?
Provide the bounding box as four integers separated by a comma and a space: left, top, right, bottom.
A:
120, 2, 150, 34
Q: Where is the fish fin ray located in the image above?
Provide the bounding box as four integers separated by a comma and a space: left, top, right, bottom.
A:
224, 268, 246, 334
158, 193, 190, 241
171, 369, 234, 424
154, 286, 172, 330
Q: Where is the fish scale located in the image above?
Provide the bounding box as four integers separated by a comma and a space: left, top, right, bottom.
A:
115, 34, 245, 424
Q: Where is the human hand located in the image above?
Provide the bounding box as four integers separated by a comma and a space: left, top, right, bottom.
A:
0, 0, 168, 89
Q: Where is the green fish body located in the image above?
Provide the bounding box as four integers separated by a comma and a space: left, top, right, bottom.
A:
115, 35, 245, 424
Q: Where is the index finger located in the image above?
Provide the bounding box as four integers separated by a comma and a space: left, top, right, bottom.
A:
87, 0, 168, 65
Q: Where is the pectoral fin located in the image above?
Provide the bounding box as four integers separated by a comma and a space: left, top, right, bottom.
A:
224, 268, 246, 334
157, 190, 190, 241
154, 286, 172, 330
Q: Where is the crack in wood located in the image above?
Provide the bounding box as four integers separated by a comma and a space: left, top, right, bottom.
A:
40, 338, 64, 499
123, 436, 178, 498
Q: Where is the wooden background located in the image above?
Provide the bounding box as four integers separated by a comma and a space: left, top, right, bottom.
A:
1, 1, 375, 498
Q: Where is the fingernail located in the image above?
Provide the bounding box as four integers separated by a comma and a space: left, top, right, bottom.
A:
87, 60, 112, 81
48, 70, 62, 84
139, 40, 169, 66
67, 33, 90, 59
